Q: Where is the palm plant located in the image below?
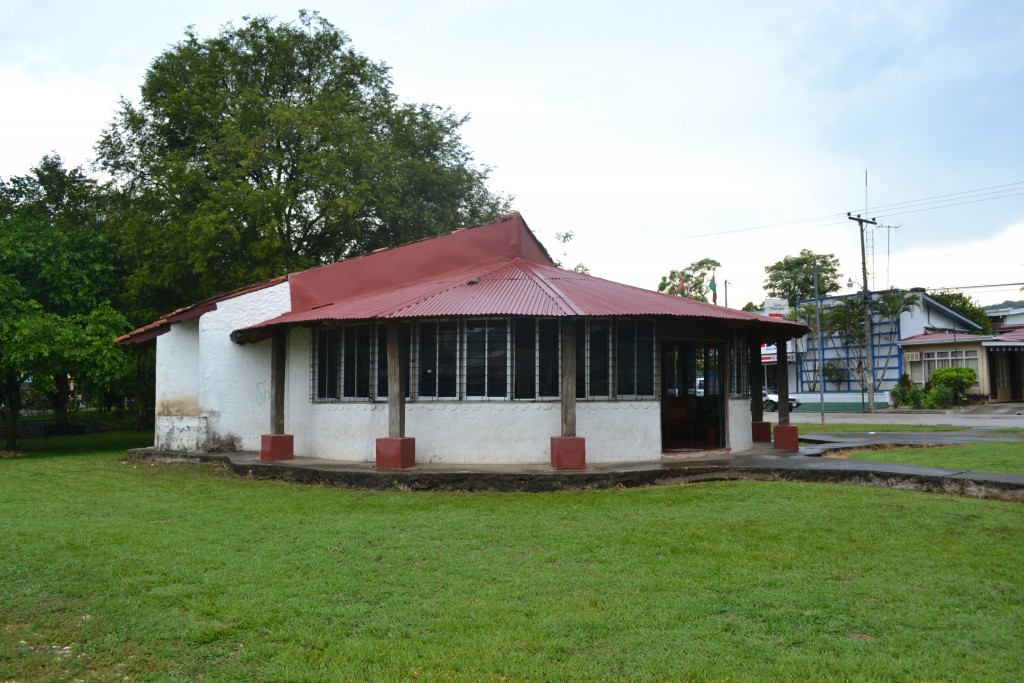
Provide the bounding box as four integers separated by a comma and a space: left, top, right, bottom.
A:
873, 290, 918, 390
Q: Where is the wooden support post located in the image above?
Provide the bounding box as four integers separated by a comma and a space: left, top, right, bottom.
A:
776, 335, 790, 427
749, 338, 770, 442
552, 317, 585, 468
774, 335, 799, 452
387, 320, 405, 438
750, 338, 764, 423
271, 328, 286, 435
262, 328, 294, 461
560, 317, 577, 438
378, 320, 415, 468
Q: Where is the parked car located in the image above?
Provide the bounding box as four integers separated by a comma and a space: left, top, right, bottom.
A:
762, 390, 800, 412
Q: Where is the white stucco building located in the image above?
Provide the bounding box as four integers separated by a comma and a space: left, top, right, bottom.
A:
121, 213, 807, 467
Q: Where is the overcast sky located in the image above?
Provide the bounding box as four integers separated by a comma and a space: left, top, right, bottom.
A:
2, 0, 1022, 307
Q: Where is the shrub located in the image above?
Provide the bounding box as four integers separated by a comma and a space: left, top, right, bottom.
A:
930, 367, 977, 407
822, 360, 847, 391
924, 384, 954, 409
891, 374, 926, 409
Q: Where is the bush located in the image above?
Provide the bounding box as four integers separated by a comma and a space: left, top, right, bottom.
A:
924, 384, 954, 409
891, 374, 926, 409
929, 367, 977, 407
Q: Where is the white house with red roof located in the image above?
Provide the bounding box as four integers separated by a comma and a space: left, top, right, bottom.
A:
900, 325, 1024, 402
120, 213, 808, 467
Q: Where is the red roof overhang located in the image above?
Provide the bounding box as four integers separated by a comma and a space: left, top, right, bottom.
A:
231, 258, 808, 344
117, 276, 287, 346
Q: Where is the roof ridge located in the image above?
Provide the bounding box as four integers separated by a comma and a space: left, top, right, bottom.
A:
515, 260, 585, 316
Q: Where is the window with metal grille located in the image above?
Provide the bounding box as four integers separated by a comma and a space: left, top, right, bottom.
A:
416, 320, 459, 399
576, 319, 611, 399
513, 318, 561, 399
311, 316, 658, 403
466, 318, 508, 398
342, 324, 372, 398
729, 330, 749, 397
312, 327, 340, 401
615, 319, 655, 398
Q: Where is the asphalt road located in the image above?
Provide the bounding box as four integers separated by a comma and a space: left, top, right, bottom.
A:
783, 402, 1024, 429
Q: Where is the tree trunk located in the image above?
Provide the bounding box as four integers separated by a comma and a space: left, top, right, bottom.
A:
4, 371, 20, 451
52, 372, 71, 435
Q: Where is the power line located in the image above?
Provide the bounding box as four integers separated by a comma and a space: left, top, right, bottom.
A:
874, 191, 1024, 220
927, 281, 1024, 291
864, 181, 1024, 213
670, 180, 1024, 241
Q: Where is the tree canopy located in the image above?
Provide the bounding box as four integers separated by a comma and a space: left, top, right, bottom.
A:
0, 156, 132, 447
931, 291, 992, 334
97, 11, 510, 319
763, 250, 841, 307
657, 258, 721, 303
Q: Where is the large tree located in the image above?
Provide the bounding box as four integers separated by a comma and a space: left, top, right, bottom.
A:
657, 258, 721, 303
930, 291, 992, 334
0, 157, 132, 447
97, 11, 510, 320
764, 250, 841, 307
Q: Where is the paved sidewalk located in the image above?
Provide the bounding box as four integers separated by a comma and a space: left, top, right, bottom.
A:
127, 427, 1024, 501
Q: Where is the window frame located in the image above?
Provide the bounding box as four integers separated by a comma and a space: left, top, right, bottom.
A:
310, 316, 659, 404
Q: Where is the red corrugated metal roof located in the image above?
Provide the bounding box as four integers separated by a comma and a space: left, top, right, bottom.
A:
117, 210, 808, 346
287, 212, 554, 311
232, 258, 807, 343
900, 331, 989, 345
117, 276, 288, 346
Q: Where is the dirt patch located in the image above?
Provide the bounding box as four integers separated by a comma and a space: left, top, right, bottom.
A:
826, 443, 938, 459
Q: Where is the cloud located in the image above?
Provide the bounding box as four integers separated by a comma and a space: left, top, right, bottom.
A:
0, 66, 120, 176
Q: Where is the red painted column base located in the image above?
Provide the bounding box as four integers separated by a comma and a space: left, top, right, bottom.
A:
773, 425, 799, 452
376, 437, 416, 469
261, 434, 294, 461
551, 436, 586, 469
752, 421, 772, 443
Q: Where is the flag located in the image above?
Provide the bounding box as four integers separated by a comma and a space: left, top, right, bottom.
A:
676, 276, 686, 297
709, 273, 718, 304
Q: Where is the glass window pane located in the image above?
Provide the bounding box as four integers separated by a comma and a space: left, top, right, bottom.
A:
343, 327, 357, 397
488, 320, 508, 397
418, 323, 437, 397
377, 325, 388, 398
590, 320, 610, 397
576, 319, 586, 399
438, 321, 459, 398
514, 318, 536, 399
538, 319, 560, 397
637, 320, 655, 396
356, 325, 370, 397
617, 321, 636, 396
466, 319, 486, 396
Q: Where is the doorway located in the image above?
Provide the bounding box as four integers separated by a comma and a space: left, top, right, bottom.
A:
661, 340, 724, 450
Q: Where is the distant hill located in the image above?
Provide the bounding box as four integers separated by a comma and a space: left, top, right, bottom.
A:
985, 299, 1024, 311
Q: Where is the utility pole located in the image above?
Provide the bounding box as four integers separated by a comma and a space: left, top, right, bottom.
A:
847, 212, 877, 413
813, 262, 824, 426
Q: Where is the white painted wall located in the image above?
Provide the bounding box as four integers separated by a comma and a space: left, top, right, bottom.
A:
283, 325, 663, 464
198, 282, 292, 451
155, 319, 204, 451
578, 402, 662, 463
155, 319, 201, 415
727, 399, 753, 453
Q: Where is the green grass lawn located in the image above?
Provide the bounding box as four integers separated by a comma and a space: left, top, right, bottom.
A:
2, 432, 1023, 681
832, 442, 1024, 475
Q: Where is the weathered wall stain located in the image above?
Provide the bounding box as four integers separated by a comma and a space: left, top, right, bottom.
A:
156, 396, 201, 417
